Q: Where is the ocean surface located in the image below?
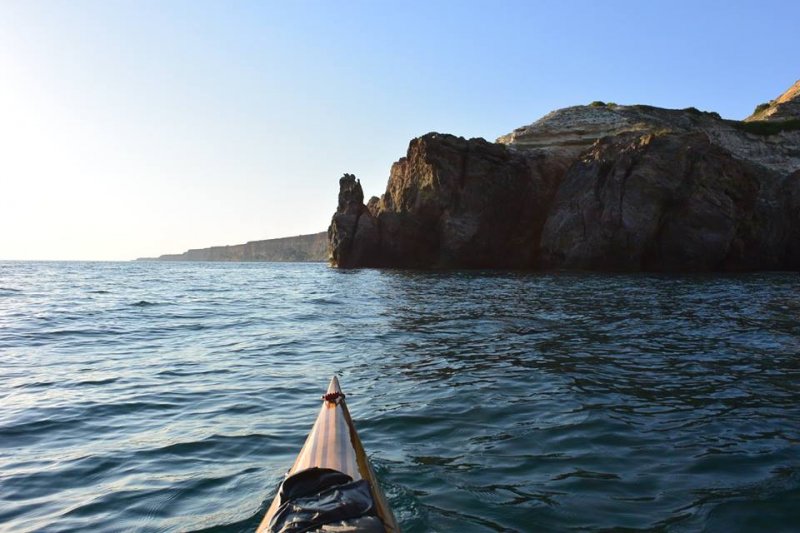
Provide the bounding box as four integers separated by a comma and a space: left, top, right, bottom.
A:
1, 261, 799, 532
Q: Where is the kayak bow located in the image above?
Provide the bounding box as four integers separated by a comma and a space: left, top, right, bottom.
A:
257, 376, 398, 532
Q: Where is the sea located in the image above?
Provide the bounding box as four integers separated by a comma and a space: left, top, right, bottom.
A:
1, 261, 799, 532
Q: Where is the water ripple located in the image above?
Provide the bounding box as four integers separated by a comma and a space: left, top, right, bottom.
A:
0, 263, 799, 531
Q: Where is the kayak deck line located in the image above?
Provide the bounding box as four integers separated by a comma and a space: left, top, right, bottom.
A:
257, 376, 398, 532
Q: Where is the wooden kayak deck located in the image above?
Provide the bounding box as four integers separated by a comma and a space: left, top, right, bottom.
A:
257, 376, 398, 532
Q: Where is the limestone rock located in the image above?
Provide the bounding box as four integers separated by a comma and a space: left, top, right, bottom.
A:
783, 170, 800, 267
328, 79, 800, 271
501, 102, 800, 176
746, 79, 800, 122
328, 174, 376, 268
539, 132, 784, 271
138, 232, 328, 262
329, 134, 568, 268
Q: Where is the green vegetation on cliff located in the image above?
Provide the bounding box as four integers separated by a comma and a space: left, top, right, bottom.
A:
732, 118, 800, 136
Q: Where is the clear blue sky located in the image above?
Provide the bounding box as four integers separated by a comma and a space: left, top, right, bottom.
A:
1, 0, 797, 260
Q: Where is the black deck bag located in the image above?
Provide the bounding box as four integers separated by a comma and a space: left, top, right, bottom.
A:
268, 467, 385, 533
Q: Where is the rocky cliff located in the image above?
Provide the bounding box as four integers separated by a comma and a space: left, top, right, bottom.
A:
746, 79, 800, 122
328, 80, 800, 271
139, 232, 327, 262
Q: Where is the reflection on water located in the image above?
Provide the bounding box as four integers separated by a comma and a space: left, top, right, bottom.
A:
1, 262, 799, 532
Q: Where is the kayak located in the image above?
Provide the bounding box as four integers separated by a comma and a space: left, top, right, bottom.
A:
257, 376, 399, 532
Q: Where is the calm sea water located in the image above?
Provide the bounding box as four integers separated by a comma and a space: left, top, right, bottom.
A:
1, 261, 799, 532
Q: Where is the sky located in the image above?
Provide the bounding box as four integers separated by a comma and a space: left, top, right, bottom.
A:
1, 0, 798, 260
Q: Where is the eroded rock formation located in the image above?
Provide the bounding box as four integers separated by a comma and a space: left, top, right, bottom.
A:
329, 80, 800, 271
327, 174, 377, 268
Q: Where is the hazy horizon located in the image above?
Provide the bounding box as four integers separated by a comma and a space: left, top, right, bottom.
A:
2, 0, 798, 260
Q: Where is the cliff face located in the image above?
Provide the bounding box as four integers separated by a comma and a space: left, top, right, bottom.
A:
140, 232, 327, 262
328, 137, 568, 268
499, 102, 800, 176
746, 79, 800, 122
539, 132, 786, 270
329, 80, 800, 271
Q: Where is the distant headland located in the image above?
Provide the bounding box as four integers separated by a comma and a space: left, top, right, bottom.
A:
137, 232, 326, 262
329, 79, 800, 271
